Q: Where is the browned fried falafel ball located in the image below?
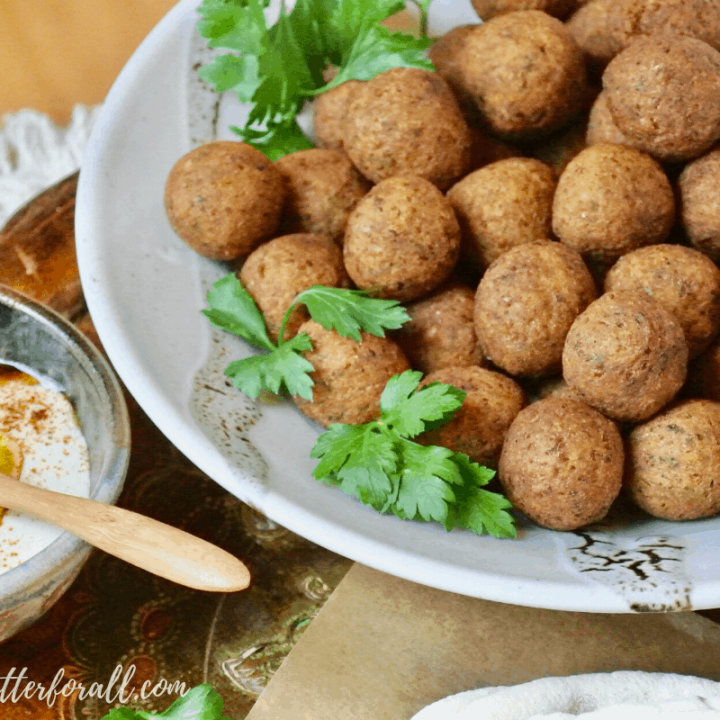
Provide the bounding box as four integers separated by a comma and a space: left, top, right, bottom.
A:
625, 399, 720, 520
474, 242, 597, 376
447, 158, 556, 269
471, 0, 579, 20
523, 115, 589, 177
685, 335, 720, 401
274, 149, 371, 242
604, 244, 720, 358
418, 366, 526, 466
457, 11, 587, 138
394, 283, 485, 374
562, 291, 688, 422
428, 25, 475, 105
292, 320, 410, 427
585, 91, 632, 146
343, 175, 461, 302
603, 34, 720, 162
679, 146, 720, 261
499, 397, 624, 530
313, 80, 363, 151
528, 375, 582, 403
344, 68, 472, 190
164, 141, 286, 260
239, 233, 351, 343
566, 0, 620, 74
467, 130, 524, 173
607, 0, 720, 55
552, 143, 675, 259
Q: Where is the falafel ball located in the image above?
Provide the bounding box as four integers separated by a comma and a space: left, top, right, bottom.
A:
679, 146, 720, 261
313, 80, 363, 151
523, 115, 589, 177
343, 68, 472, 190
471, 0, 579, 20
562, 290, 688, 422
467, 129, 523, 173
603, 34, 720, 162
604, 244, 720, 358
499, 397, 624, 530
343, 175, 461, 302
457, 11, 587, 138
275, 149, 371, 242
164, 141, 286, 260
566, 0, 620, 74
474, 241, 597, 376
526, 375, 581, 403
292, 320, 410, 427
394, 283, 485, 374
239, 233, 351, 343
625, 399, 720, 520
585, 91, 632, 147
447, 158, 556, 269
607, 0, 720, 55
427, 25, 479, 121
552, 143, 675, 258
685, 335, 720, 401
418, 366, 526, 466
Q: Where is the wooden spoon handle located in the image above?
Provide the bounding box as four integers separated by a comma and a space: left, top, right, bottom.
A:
0, 472, 250, 592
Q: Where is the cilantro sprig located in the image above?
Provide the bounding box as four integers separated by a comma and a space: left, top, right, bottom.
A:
202, 273, 409, 400
311, 371, 517, 538
196, 0, 434, 158
101, 684, 229, 720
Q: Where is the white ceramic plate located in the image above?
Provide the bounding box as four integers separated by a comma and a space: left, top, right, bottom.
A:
75, 0, 720, 612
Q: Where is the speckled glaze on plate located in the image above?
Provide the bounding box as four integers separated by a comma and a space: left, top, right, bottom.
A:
74, 0, 720, 613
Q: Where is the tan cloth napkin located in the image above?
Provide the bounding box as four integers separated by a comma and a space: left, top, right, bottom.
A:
247, 563, 720, 720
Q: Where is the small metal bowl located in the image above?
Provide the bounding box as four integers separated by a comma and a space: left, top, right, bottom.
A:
0, 286, 130, 642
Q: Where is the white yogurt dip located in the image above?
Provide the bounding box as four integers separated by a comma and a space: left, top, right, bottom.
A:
0, 368, 91, 575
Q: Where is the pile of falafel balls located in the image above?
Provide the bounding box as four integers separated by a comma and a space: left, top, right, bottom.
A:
164, 0, 720, 534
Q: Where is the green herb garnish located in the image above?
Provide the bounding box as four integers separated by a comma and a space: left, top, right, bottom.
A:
311, 370, 517, 538
202, 273, 410, 400
101, 684, 229, 720
196, 0, 434, 159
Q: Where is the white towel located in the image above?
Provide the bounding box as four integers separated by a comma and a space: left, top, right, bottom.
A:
412, 672, 720, 720
0, 105, 101, 228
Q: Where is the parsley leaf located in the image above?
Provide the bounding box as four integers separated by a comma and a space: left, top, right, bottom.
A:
310, 371, 517, 537
312, 423, 398, 509
392, 440, 460, 522
233, 118, 314, 159
199, 54, 260, 100
196, 0, 436, 158
293, 286, 409, 342
101, 684, 230, 720
323, 21, 433, 91
247, 5, 315, 130
328, 0, 405, 54
380, 374, 466, 438
196, 0, 269, 54
225, 333, 315, 399
202, 273, 274, 351
446, 454, 517, 538
203, 274, 410, 401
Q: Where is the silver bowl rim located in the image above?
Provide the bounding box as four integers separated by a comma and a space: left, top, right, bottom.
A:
0, 285, 131, 604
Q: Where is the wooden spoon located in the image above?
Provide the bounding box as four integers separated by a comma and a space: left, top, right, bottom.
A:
0, 466, 251, 593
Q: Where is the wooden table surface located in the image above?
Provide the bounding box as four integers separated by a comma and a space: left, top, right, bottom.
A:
0, 0, 178, 125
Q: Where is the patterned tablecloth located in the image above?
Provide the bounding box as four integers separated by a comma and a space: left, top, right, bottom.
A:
0, 172, 352, 720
